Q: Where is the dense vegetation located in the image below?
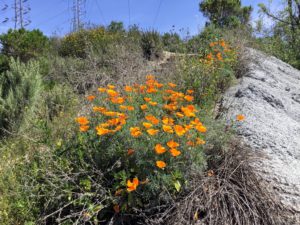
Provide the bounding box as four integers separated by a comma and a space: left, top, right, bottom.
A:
0, 0, 299, 224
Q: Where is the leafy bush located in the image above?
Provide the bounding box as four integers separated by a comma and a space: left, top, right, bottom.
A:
58, 27, 122, 58
32, 76, 207, 223
0, 28, 49, 63
186, 25, 223, 54
141, 31, 163, 60
181, 39, 237, 108
162, 32, 185, 53
0, 58, 42, 136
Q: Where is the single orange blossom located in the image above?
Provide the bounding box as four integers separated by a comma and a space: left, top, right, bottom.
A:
167, 140, 180, 148
155, 144, 166, 154
156, 161, 166, 169
169, 148, 181, 157
127, 177, 139, 192
236, 114, 245, 121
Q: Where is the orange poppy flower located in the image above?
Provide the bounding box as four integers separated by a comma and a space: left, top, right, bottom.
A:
184, 124, 193, 131
162, 117, 174, 125
125, 86, 133, 92
236, 114, 245, 121
107, 84, 115, 89
79, 125, 89, 132
103, 111, 118, 117
98, 87, 106, 93
119, 105, 127, 111
162, 125, 173, 133
141, 104, 148, 110
184, 95, 194, 102
76, 117, 89, 126
181, 106, 196, 117
139, 85, 147, 92
145, 115, 159, 125
130, 127, 142, 137
168, 82, 177, 88
216, 52, 223, 60
96, 126, 111, 136
127, 106, 134, 111
220, 40, 226, 47
87, 95, 96, 101
154, 82, 164, 88
146, 87, 157, 93
190, 118, 202, 126
206, 53, 213, 61
196, 138, 206, 145
176, 112, 184, 118
169, 148, 181, 157
155, 144, 166, 154
114, 125, 122, 132
174, 125, 186, 136
147, 129, 159, 136
195, 125, 207, 133
144, 97, 152, 102
167, 140, 180, 148
149, 101, 158, 106
127, 149, 135, 156
111, 97, 125, 104
143, 122, 153, 129
127, 177, 139, 192
156, 161, 166, 169
187, 90, 194, 94
93, 106, 107, 113
164, 103, 178, 111
107, 89, 118, 97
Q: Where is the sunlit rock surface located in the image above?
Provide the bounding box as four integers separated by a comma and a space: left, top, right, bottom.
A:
220, 48, 300, 219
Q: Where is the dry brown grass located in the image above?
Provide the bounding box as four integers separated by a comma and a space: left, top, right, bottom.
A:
138, 139, 295, 225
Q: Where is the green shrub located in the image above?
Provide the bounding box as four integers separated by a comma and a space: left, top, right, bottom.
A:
0, 58, 42, 136
28, 76, 208, 223
162, 32, 185, 53
181, 39, 237, 108
141, 30, 163, 60
186, 25, 223, 54
58, 27, 122, 58
0, 29, 49, 63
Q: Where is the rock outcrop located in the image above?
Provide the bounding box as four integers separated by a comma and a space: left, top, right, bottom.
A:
219, 48, 300, 219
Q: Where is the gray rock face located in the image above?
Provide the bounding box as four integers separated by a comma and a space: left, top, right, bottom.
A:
219, 48, 300, 215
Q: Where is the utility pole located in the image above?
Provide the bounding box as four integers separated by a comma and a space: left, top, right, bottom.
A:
12, 0, 31, 29
72, 0, 86, 32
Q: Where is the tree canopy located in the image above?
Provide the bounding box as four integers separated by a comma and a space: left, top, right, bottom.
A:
199, 0, 253, 28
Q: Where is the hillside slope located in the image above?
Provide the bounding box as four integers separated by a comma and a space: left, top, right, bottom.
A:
219, 48, 300, 220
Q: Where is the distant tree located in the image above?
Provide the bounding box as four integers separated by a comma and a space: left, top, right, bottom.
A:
162, 32, 184, 52
107, 21, 125, 33
0, 28, 49, 62
259, 0, 300, 44
258, 0, 300, 68
199, 0, 253, 28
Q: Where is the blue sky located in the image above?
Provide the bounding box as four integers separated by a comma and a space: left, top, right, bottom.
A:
0, 0, 279, 36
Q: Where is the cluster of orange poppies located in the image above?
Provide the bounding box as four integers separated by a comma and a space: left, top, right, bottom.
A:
205, 39, 232, 63
75, 75, 207, 193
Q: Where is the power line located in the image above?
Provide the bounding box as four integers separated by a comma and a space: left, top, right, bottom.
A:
153, 0, 163, 27
35, 8, 69, 27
